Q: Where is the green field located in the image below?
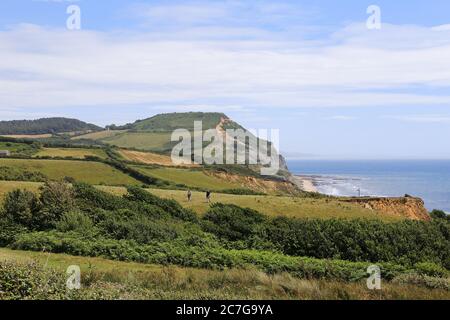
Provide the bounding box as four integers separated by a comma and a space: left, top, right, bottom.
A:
71, 130, 127, 141
0, 159, 139, 185
102, 132, 173, 152
132, 166, 242, 190
1, 248, 446, 300
34, 147, 107, 159
96, 185, 400, 221
0, 181, 397, 220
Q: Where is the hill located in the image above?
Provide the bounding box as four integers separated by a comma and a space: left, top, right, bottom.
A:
109, 112, 227, 132
0, 117, 101, 135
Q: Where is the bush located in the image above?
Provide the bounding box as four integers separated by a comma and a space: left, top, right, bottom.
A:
264, 217, 450, 267
2, 189, 41, 228
56, 210, 95, 235
0, 261, 67, 300
414, 262, 448, 278
38, 181, 77, 228
202, 204, 267, 242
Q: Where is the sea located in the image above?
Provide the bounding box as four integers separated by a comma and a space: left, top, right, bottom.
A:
288, 160, 450, 213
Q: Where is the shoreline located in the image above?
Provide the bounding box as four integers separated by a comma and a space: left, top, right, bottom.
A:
291, 175, 318, 193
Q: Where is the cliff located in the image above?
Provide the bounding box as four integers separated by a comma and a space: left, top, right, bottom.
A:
342, 196, 431, 221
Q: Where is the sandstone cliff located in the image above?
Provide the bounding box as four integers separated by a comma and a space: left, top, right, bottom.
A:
341, 196, 431, 221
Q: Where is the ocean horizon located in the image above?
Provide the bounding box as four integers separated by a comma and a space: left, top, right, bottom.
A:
287, 159, 450, 213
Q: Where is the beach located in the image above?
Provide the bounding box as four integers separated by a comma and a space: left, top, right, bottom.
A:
291, 175, 318, 193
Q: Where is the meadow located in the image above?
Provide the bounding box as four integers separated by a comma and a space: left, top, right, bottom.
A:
0, 181, 397, 220
132, 166, 243, 191
96, 185, 399, 220
0, 159, 139, 186
1, 248, 448, 300
34, 147, 108, 159
102, 132, 173, 152
71, 130, 127, 141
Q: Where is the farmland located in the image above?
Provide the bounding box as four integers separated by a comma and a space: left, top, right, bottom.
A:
0, 159, 139, 185
102, 132, 173, 152
34, 147, 107, 159
132, 166, 243, 191
71, 130, 127, 141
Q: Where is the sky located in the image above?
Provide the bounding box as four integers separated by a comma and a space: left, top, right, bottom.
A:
1, 0, 450, 159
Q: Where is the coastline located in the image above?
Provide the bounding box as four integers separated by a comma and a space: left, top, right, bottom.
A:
291, 175, 318, 193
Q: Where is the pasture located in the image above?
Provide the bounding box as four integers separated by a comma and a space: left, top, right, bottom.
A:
0, 159, 139, 185
34, 147, 107, 159
102, 132, 173, 152
132, 166, 242, 190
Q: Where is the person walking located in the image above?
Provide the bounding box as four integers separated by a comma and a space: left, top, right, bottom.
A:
187, 190, 192, 202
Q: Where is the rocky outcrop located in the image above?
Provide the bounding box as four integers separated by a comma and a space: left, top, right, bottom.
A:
341, 196, 431, 221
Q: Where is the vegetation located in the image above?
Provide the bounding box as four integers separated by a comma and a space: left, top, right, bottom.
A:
0, 141, 40, 156
34, 147, 107, 159
0, 159, 140, 186
108, 112, 226, 132
0, 166, 48, 182
0, 183, 448, 276
1, 249, 448, 300
0, 118, 101, 135
132, 166, 242, 191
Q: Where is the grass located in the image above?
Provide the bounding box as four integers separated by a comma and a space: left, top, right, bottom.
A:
34, 147, 108, 159
0, 181, 399, 220
0, 134, 52, 139
0, 248, 447, 300
98, 185, 401, 221
102, 132, 173, 152
132, 166, 243, 190
0, 159, 139, 186
119, 149, 198, 167
71, 130, 127, 141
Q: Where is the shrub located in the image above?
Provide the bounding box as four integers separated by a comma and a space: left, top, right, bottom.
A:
0, 261, 67, 300
38, 181, 77, 228
202, 204, 267, 242
56, 210, 95, 235
2, 189, 41, 228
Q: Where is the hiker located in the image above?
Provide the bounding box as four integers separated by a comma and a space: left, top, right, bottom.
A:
187, 190, 192, 202
206, 190, 211, 203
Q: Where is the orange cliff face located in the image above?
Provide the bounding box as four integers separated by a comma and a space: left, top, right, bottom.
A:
342, 196, 431, 221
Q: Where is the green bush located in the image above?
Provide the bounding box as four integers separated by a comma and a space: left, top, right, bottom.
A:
2, 189, 41, 228
202, 204, 267, 242
56, 210, 95, 235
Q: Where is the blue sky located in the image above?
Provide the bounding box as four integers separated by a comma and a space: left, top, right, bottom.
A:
1, 0, 450, 159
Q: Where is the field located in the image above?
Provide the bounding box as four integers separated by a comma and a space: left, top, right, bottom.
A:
34, 147, 108, 159
1, 248, 447, 300
119, 149, 198, 167
132, 166, 243, 190
0, 159, 139, 185
0, 134, 52, 139
102, 132, 173, 152
0, 181, 396, 220
97, 185, 400, 220
71, 130, 127, 141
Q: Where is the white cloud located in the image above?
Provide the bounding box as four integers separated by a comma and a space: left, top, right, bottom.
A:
1, 19, 450, 112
